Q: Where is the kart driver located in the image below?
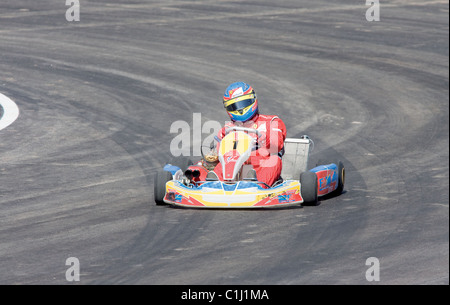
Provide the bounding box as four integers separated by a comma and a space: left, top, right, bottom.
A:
189, 82, 286, 187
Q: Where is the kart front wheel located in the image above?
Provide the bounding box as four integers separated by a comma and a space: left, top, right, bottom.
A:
300, 171, 318, 206
154, 170, 172, 205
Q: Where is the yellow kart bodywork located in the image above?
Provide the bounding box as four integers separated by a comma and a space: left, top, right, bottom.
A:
164, 180, 304, 208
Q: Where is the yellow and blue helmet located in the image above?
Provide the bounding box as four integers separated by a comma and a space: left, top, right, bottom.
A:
223, 82, 259, 122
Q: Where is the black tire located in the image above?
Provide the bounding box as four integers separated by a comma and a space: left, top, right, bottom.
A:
168, 156, 193, 172
300, 171, 318, 206
334, 160, 345, 195
154, 170, 172, 205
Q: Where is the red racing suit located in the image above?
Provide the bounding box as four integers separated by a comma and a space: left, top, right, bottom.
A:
213, 114, 287, 187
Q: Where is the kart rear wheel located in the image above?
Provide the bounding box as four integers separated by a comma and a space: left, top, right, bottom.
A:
300, 171, 318, 206
154, 169, 172, 205
334, 160, 345, 195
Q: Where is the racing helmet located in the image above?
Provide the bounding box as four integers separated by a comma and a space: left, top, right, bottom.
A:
223, 82, 258, 122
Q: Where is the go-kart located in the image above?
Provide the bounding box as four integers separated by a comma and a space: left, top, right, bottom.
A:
154, 127, 344, 208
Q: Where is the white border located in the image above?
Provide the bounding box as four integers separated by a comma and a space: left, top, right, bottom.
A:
0, 93, 19, 131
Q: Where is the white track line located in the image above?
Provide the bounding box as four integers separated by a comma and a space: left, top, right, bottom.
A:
0, 93, 20, 131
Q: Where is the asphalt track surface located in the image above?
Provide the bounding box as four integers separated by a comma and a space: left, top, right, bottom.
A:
0, 0, 448, 285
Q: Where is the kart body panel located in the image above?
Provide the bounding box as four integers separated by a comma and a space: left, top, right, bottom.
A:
164, 180, 303, 208
311, 163, 339, 197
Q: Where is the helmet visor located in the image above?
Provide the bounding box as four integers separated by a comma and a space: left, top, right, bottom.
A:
225, 98, 255, 112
